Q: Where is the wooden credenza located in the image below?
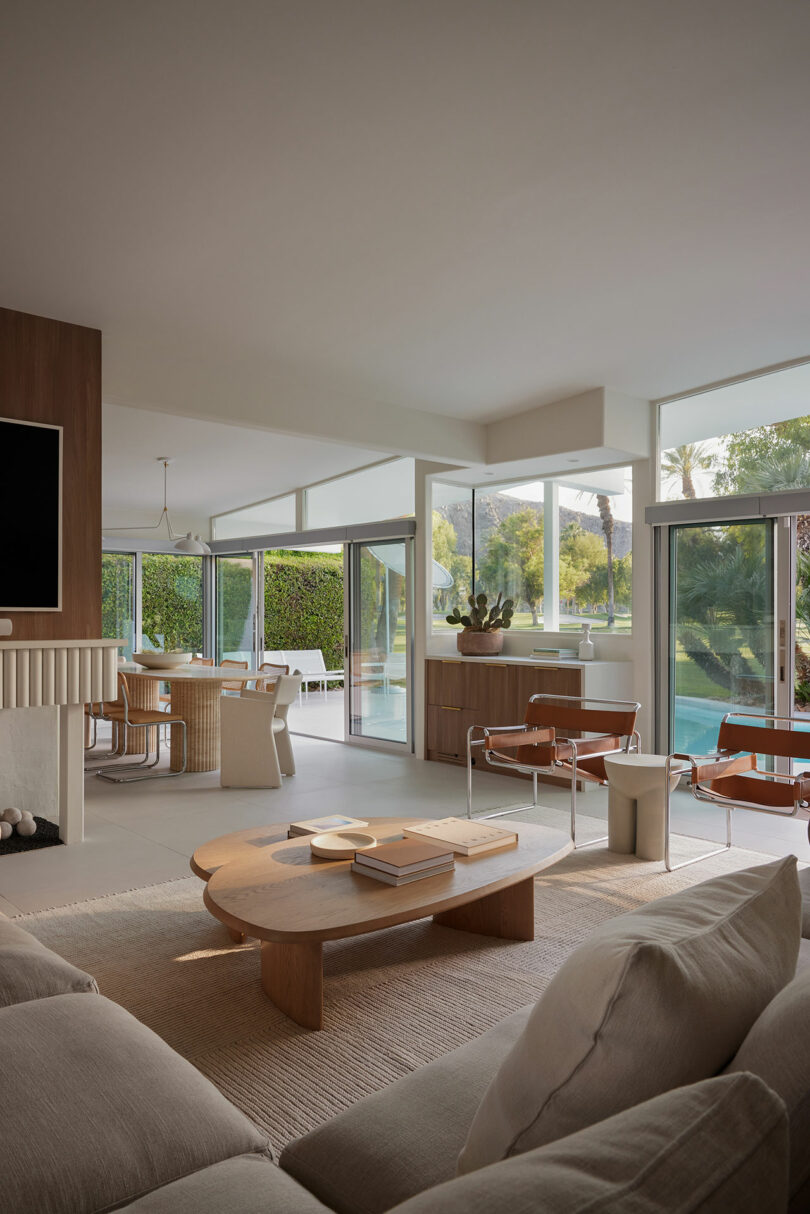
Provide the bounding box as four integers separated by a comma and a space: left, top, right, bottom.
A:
425, 655, 632, 785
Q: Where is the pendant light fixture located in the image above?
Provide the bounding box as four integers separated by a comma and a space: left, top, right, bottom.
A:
103, 457, 212, 555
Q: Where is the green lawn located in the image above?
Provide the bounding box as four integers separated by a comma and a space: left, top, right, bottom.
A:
432, 611, 632, 636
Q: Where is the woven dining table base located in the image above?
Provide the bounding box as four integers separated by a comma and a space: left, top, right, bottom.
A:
170, 679, 221, 772
125, 675, 160, 755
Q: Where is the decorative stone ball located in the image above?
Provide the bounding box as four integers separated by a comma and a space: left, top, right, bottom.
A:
1, 807, 22, 825
16, 817, 37, 837
0, 821, 12, 840
20, 810, 34, 820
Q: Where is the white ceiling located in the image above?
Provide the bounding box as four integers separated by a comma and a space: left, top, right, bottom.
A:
101, 404, 380, 529
3, 1, 810, 475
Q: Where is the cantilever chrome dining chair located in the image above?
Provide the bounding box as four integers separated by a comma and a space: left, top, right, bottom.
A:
95, 673, 188, 782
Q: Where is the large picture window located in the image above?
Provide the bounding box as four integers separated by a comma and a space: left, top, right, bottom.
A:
432, 468, 632, 634
659, 362, 810, 503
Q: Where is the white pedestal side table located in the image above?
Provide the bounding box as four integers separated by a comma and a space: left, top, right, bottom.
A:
603, 753, 681, 861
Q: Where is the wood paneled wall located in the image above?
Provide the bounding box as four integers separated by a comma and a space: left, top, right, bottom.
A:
0, 307, 101, 639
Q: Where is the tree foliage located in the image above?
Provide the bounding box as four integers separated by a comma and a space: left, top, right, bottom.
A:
660, 442, 714, 500
431, 510, 472, 611
477, 508, 544, 625
713, 416, 810, 497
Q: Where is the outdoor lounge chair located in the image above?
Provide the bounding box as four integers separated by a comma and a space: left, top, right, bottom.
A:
665, 711, 810, 872
466, 693, 641, 848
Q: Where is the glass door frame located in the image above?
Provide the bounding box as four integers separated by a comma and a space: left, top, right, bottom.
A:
652, 491, 810, 760
344, 537, 414, 754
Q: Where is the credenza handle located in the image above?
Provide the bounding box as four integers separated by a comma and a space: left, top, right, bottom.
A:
440, 705, 461, 711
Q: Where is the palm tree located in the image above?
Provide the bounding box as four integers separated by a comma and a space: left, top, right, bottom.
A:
596, 495, 615, 627
732, 448, 810, 552
660, 443, 714, 500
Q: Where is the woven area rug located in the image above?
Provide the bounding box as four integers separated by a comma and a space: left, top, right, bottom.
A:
16, 821, 784, 1150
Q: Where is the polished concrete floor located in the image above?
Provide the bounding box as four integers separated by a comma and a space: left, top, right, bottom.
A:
0, 733, 808, 917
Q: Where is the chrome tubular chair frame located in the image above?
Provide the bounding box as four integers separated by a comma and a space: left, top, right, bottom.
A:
95, 676, 188, 783
665, 710, 810, 872
467, 693, 641, 848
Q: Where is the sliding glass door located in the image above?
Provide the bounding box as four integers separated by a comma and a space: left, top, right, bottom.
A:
346, 540, 412, 748
101, 551, 136, 660
667, 520, 775, 754
215, 553, 257, 665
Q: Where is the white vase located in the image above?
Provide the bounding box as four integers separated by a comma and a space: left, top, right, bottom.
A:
578, 623, 595, 661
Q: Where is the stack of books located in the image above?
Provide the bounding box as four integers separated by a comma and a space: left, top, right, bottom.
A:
352, 839, 454, 886
288, 814, 368, 839
402, 817, 517, 855
532, 646, 578, 660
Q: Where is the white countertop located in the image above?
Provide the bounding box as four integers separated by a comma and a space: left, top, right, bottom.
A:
425, 652, 625, 668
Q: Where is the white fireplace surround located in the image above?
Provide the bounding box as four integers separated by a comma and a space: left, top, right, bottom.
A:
0, 640, 121, 844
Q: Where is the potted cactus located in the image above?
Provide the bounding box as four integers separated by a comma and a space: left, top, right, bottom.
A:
445, 592, 514, 655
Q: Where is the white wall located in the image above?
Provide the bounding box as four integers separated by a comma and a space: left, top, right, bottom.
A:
0, 707, 59, 820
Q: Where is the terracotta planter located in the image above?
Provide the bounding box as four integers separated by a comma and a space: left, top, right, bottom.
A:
456, 630, 505, 656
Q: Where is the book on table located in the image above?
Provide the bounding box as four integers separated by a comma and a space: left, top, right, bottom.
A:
402, 817, 518, 855
351, 860, 455, 886
353, 838, 454, 876
532, 647, 578, 659
288, 814, 369, 838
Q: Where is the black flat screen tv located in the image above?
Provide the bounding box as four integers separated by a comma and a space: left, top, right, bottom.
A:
0, 417, 62, 611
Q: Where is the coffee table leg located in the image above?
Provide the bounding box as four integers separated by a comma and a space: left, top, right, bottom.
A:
433, 876, 535, 941
227, 927, 247, 944
260, 939, 324, 1029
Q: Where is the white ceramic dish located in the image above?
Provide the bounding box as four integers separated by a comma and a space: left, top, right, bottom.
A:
131, 652, 192, 669
309, 831, 377, 860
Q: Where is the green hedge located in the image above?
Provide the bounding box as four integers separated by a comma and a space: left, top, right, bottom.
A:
141, 554, 204, 651
102, 550, 345, 668
264, 551, 343, 669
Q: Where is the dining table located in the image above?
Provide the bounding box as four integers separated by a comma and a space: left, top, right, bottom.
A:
119, 662, 270, 773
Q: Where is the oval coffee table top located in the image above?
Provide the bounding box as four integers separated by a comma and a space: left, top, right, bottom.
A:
193, 818, 572, 944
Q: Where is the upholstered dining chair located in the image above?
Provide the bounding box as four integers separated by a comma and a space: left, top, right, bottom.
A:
95, 673, 188, 782
665, 711, 810, 871
220, 674, 302, 788
467, 693, 641, 848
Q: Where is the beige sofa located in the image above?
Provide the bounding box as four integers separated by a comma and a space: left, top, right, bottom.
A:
3, 858, 809, 1213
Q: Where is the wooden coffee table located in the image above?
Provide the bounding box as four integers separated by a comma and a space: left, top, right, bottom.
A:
191, 817, 572, 1029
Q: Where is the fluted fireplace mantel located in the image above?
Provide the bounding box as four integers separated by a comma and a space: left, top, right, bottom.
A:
0, 639, 123, 843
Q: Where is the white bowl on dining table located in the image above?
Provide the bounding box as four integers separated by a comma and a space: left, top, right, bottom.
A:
131, 652, 192, 669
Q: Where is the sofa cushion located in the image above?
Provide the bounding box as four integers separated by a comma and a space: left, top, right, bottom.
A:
281, 1005, 532, 1214
120, 1155, 332, 1213
798, 864, 810, 937
725, 964, 810, 1209
796, 936, 810, 972
393, 1073, 788, 1214
459, 856, 800, 1174
0, 913, 98, 1006
1, 993, 272, 1214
